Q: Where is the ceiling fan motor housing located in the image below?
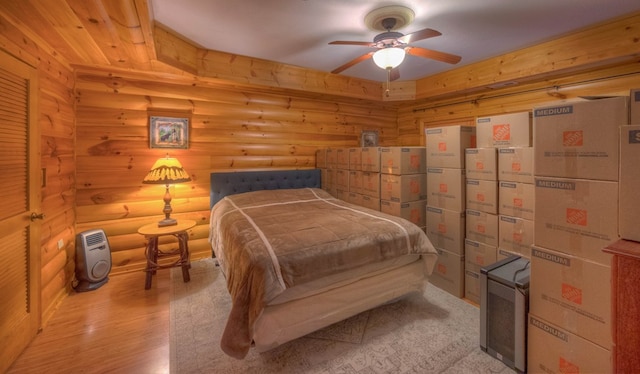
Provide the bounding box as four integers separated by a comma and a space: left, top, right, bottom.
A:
374, 31, 405, 47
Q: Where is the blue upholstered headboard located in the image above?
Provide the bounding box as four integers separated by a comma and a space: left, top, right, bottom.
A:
210, 169, 322, 209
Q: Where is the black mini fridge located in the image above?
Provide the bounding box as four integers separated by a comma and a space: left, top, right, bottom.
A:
480, 255, 530, 373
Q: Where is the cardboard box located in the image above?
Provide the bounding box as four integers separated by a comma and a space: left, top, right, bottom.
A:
466, 179, 498, 214
360, 172, 380, 198
316, 149, 327, 168
321, 168, 332, 191
335, 169, 349, 190
498, 147, 534, 184
360, 195, 380, 211
465, 209, 499, 247
425, 125, 476, 168
497, 248, 519, 261
325, 148, 336, 169
380, 199, 426, 227
476, 111, 532, 148
425, 206, 465, 255
349, 147, 362, 171
631, 88, 640, 124
380, 147, 426, 175
346, 191, 363, 206
430, 248, 464, 298
361, 147, 381, 172
533, 97, 629, 181
465, 147, 498, 181
347, 170, 362, 194
427, 168, 466, 211
534, 177, 619, 265
528, 314, 612, 374
380, 173, 427, 202
530, 246, 612, 349
498, 215, 534, 257
619, 125, 640, 241
464, 238, 497, 270
464, 269, 480, 304
335, 148, 350, 169
499, 181, 535, 220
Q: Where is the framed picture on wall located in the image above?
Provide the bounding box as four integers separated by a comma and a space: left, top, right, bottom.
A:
149, 115, 189, 149
361, 130, 379, 147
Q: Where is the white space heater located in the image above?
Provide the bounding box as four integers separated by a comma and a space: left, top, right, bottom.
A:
75, 229, 112, 292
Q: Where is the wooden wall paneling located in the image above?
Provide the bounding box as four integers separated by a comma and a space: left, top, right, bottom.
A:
198, 48, 385, 100
74, 67, 397, 273
0, 2, 72, 70
152, 23, 198, 74
67, 0, 154, 70
414, 11, 640, 101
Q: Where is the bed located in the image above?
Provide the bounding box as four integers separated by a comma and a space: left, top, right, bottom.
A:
208, 169, 438, 359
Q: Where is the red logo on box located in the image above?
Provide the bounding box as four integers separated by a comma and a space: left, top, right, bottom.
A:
410, 154, 420, 169
410, 209, 420, 224
477, 224, 486, 233
513, 232, 523, 243
439, 183, 448, 193
513, 198, 523, 208
493, 124, 511, 141
477, 193, 485, 202
511, 162, 521, 172
562, 283, 583, 305
438, 142, 447, 151
476, 256, 484, 265
563, 130, 584, 147
437, 263, 447, 275
566, 208, 587, 226
438, 223, 447, 233
559, 357, 580, 374
410, 180, 419, 194
476, 161, 484, 170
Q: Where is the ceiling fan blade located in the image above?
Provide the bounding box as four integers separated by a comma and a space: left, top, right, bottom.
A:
331, 52, 375, 74
329, 41, 377, 47
396, 28, 442, 44
389, 68, 400, 81
406, 46, 462, 64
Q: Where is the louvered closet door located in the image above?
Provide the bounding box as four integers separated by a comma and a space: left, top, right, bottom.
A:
0, 50, 41, 373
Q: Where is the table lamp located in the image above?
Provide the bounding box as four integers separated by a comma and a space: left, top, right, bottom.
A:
143, 155, 191, 227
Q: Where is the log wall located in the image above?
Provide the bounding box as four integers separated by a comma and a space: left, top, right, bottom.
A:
74, 66, 400, 274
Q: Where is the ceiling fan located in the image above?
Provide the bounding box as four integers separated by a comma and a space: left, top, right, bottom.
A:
329, 9, 462, 82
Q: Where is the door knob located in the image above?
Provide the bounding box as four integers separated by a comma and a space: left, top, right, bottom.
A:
30, 212, 45, 221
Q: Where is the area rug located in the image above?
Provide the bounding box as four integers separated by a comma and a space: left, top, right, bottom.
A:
170, 258, 515, 374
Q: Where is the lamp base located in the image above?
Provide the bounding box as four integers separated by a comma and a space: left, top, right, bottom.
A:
157, 217, 178, 227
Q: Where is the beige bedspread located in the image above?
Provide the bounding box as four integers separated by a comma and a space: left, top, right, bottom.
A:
208, 188, 438, 359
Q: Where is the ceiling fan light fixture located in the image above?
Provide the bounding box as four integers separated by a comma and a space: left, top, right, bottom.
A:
372, 47, 405, 70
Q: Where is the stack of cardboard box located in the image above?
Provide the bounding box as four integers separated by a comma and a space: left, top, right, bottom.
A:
379, 147, 427, 229
528, 96, 628, 373
463, 112, 534, 304
424, 125, 476, 297
316, 146, 383, 209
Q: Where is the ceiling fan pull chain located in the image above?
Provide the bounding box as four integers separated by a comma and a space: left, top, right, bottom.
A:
385, 68, 391, 97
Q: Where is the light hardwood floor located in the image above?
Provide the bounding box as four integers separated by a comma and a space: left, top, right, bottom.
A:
7, 270, 171, 374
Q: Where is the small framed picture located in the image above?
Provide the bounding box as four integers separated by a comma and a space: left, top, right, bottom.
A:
361, 130, 379, 147
149, 115, 189, 149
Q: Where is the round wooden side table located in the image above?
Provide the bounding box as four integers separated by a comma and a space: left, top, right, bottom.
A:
138, 219, 196, 290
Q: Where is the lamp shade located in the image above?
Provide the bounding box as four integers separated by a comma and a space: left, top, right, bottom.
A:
372, 47, 406, 70
143, 156, 191, 185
